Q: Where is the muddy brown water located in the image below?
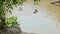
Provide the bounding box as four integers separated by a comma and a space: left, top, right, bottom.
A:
6, 0, 60, 34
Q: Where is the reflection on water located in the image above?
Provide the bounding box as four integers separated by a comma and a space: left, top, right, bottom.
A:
7, 0, 60, 34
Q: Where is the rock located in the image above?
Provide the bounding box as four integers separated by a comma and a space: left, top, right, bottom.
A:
0, 24, 22, 34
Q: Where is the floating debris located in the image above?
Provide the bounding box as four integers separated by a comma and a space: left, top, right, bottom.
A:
19, 7, 23, 11
33, 9, 38, 14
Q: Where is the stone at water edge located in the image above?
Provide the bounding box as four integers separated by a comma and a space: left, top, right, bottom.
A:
0, 24, 22, 34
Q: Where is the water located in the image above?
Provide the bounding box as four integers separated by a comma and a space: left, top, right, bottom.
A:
8, 0, 60, 34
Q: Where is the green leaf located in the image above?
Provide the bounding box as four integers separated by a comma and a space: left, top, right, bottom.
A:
5, 16, 18, 27
34, 0, 40, 5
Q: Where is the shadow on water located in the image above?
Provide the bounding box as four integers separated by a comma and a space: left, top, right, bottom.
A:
51, 3, 60, 7
51, 1, 60, 7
